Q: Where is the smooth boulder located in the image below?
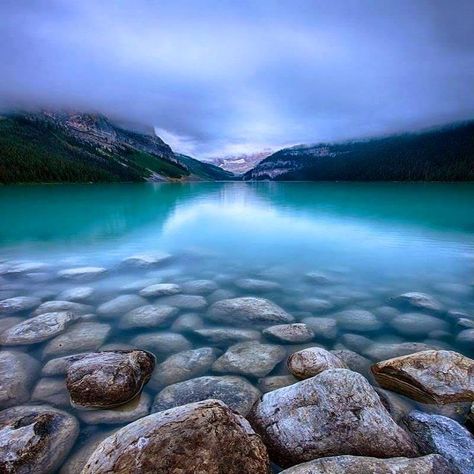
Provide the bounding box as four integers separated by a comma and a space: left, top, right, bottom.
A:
372, 350, 474, 404
263, 323, 314, 343
0, 405, 79, 473
119, 304, 178, 329
139, 283, 181, 297
391, 292, 442, 313
287, 347, 347, 379
97, 294, 147, 318
248, 368, 418, 467
207, 297, 294, 327
0, 296, 40, 314
82, 400, 270, 474
66, 350, 155, 408
58, 267, 106, 280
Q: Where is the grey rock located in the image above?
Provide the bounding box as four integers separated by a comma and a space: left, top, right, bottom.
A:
213, 341, 286, 378
288, 347, 347, 379
335, 309, 382, 332
0, 296, 41, 314
148, 347, 219, 390
248, 369, 418, 467
41, 353, 89, 376
170, 313, 204, 333
156, 294, 208, 310
193, 327, 261, 347
58, 267, 106, 281
119, 304, 178, 329
405, 411, 474, 474
0, 405, 79, 473
57, 287, 95, 302
301, 316, 338, 340
375, 387, 412, 423
339, 333, 373, 353
97, 294, 147, 318
31, 377, 70, 407
77, 392, 152, 425
457, 329, 474, 347
375, 306, 401, 322
0, 351, 40, 408
33, 300, 93, 316
42, 322, 111, 359
181, 279, 218, 295
0, 316, 23, 334
152, 375, 261, 416
390, 313, 449, 337
139, 283, 181, 297
82, 400, 270, 474
0, 311, 78, 345
296, 297, 333, 312
304, 271, 334, 285
258, 375, 298, 393
235, 278, 281, 292
263, 323, 314, 343
391, 292, 443, 313
364, 342, 437, 361
130, 332, 192, 355
330, 349, 373, 380
122, 253, 172, 267
279, 454, 456, 474
207, 288, 237, 303
207, 297, 294, 327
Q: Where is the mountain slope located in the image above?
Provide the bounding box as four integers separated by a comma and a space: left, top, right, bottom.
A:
244, 121, 474, 181
0, 112, 234, 183
174, 153, 235, 180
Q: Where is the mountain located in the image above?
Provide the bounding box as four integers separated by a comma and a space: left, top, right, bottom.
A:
174, 153, 235, 180
0, 111, 234, 183
205, 150, 273, 174
244, 121, 474, 181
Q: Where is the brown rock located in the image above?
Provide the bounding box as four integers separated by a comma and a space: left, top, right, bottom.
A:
279, 454, 456, 474
248, 369, 418, 467
372, 350, 474, 404
287, 347, 347, 379
66, 350, 155, 408
82, 399, 270, 474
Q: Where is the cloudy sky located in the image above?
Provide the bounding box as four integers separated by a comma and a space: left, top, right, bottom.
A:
1, 0, 473, 158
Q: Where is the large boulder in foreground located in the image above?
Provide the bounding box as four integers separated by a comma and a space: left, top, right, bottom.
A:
82, 399, 270, 474
66, 350, 155, 408
248, 369, 418, 467
279, 454, 456, 474
287, 347, 347, 379
0, 405, 79, 473
372, 350, 474, 404
404, 411, 474, 474
207, 297, 294, 327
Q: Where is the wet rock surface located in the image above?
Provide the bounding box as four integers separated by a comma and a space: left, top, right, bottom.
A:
139, 283, 181, 297
404, 411, 474, 474
390, 313, 449, 337
279, 454, 456, 474
372, 350, 474, 404
58, 267, 106, 280
287, 347, 347, 379
0, 296, 40, 314
152, 375, 261, 416
0, 405, 79, 473
391, 292, 443, 313
118, 304, 178, 329
130, 332, 192, 355
32, 377, 70, 406
301, 316, 338, 340
82, 399, 270, 474
335, 309, 382, 332
97, 294, 147, 318
207, 297, 294, 326
263, 323, 314, 343
66, 350, 155, 408
212, 341, 286, 378
122, 253, 171, 267
258, 375, 298, 393
33, 300, 93, 316
156, 294, 208, 310
235, 278, 281, 292
248, 368, 418, 467
193, 327, 261, 346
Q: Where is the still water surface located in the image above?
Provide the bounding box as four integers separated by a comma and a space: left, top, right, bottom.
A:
0, 182, 473, 471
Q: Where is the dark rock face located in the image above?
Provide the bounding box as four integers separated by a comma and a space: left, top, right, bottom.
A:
82, 400, 270, 474
207, 297, 294, 327
0, 405, 79, 473
248, 369, 418, 467
404, 411, 474, 474
372, 350, 474, 404
279, 454, 456, 474
66, 350, 155, 408
0, 311, 78, 345
152, 375, 261, 416
0, 351, 40, 408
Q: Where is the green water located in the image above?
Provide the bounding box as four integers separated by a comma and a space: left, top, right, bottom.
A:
0, 182, 473, 471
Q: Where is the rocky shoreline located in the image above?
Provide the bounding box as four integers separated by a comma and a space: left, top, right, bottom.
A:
0, 255, 473, 473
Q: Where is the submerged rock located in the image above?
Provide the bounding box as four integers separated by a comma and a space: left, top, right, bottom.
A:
130, 332, 192, 355
42, 322, 111, 359
152, 375, 261, 416
78, 392, 152, 425
148, 347, 219, 390
391, 292, 443, 313
182, 279, 219, 295
301, 316, 338, 340
82, 400, 270, 474
0, 311, 78, 345
296, 297, 333, 312
263, 323, 314, 343
279, 454, 456, 474
0, 351, 40, 408
207, 297, 294, 327
287, 347, 347, 379
258, 375, 298, 393
156, 294, 208, 310
372, 350, 474, 404
0, 296, 41, 314
119, 304, 178, 329
248, 369, 418, 467
213, 341, 286, 378
31, 377, 70, 407
122, 253, 172, 267
0, 405, 79, 473
58, 267, 106, 281
41, 353, 89, 376
235, 278, 281, 292
335, 309, 382, 332
170, 313, 204, 333
193, 327, 260, 347
364, 342, 437, 361
57, 286, 95, 302
404, 411, 474, 474
66, 350, 155, 408
139, 283, 181, 297
330, 349, 373, 380
33, 300, 93, 316
390, 313, 449, 337
97, 294, 147, 318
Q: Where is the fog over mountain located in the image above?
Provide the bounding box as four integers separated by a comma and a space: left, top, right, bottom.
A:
1, 0, 473, 157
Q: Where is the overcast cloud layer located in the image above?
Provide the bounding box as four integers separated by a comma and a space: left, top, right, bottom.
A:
1, 0, 473, 157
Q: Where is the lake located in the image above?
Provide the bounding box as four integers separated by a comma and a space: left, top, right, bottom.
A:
0, 182, 473, 471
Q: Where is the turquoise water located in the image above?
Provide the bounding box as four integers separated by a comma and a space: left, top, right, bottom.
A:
0, 182, 473, 470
